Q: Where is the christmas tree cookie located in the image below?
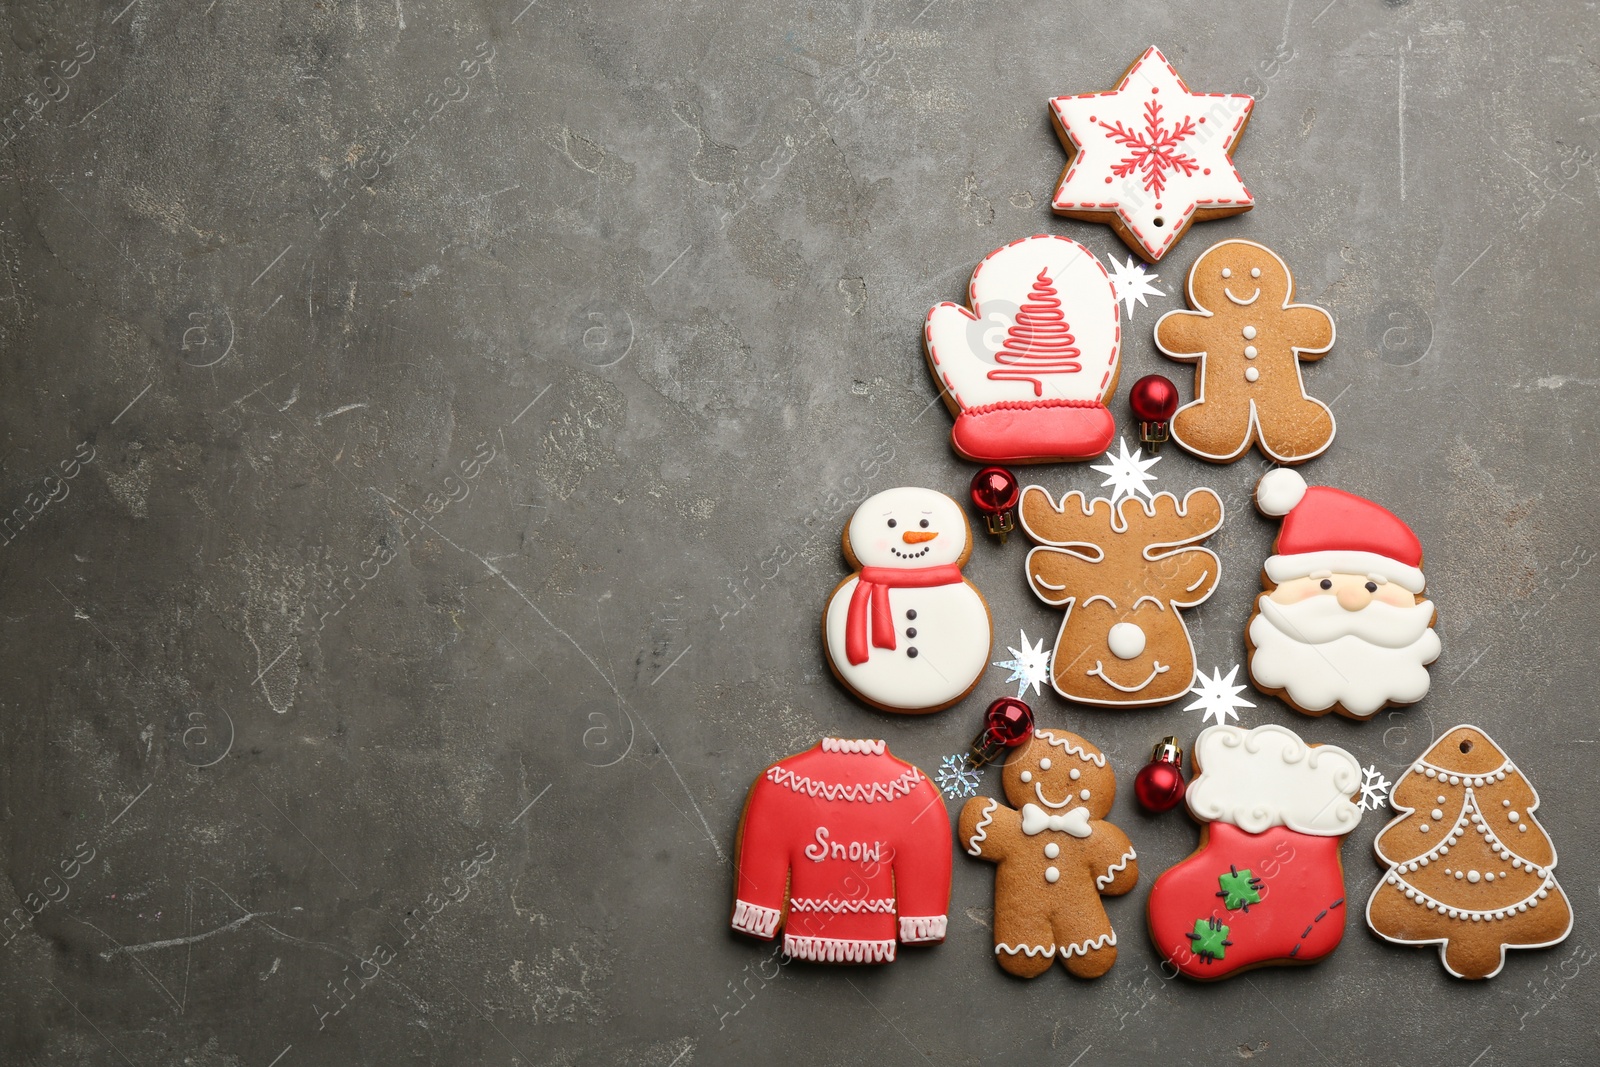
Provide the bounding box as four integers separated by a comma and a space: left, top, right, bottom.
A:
1147, 723, 1363, 979
1367, 725, 1573, 979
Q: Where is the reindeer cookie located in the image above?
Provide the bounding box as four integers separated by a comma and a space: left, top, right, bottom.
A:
1155, 240, 1337, 464
1020, 486, 1222, 707
958, 728, 1138, 977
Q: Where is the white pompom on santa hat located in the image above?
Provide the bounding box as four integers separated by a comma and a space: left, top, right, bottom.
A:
1255, 469, 1427, 594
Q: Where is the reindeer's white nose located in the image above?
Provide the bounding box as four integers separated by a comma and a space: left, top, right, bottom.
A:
1107, 622, 1146, 660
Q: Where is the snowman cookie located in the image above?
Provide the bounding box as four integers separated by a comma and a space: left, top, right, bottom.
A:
1049, 47, 1254, 263
823, 487, 992, 714
1155, 240, 1337, 464
925, 235, 1121, 464
1148, 723, 1363, 979
957, 728, 1138, 978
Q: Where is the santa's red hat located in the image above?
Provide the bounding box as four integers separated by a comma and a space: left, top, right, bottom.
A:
1255, 469, 1426, 593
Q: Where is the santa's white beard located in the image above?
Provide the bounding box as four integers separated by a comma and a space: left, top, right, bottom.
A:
1249, 595, 1440, 717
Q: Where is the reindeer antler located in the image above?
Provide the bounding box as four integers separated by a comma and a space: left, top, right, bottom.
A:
1114, 488, 1224, 556
1019, 486, 1115, 555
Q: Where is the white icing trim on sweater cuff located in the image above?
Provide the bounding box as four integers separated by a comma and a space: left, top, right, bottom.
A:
731, 900, 781, 939
783, 934, 897, 963
899, 914, 948, 943
1265, 551, 1425, 593
821, 738, 886, 755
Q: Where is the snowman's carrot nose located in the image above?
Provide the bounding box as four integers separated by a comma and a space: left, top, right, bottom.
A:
902, 530, 938, 544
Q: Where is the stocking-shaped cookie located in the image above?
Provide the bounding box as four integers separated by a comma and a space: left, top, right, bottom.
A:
957, 728, 1138, 978
1367, 725, 1573, 979
1155, 240, 1336, 464
1148, 723, 1363, 979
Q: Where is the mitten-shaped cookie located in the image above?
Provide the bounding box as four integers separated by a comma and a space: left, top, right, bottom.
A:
1155, 240, 1335, 464
1367, 725, 1573, 979
957, 728, 1138, 978
1148, 723, 1363, 979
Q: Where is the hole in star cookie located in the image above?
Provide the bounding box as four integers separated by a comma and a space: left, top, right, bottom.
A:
1459, 740, 1474, 754
1152, 216, 1165, 228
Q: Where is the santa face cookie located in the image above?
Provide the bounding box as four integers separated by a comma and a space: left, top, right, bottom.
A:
731, 738, 952, 964
1020, 485, 1222, 707
1148, 723, 1363, 979
823, 487, 991, 713
1248, 469, 1441, 719
957, 728, 1138, 978
1367, 726, 1573, 979
1050, 47, 1254, 263
925, 235, 1121, 464
1155, 240, 1337, 464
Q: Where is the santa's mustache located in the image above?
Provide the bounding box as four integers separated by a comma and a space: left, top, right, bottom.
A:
1257, 593, 1436, 648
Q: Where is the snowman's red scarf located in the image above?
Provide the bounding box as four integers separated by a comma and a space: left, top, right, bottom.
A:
846, 565, 964, 665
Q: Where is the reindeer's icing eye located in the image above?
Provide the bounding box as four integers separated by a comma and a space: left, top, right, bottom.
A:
1319, 579, 1333, 590
887, 519, 897, 528
1250, 267, 1262, 278
919, 519, 929, 528
1221, 267, 1232, 278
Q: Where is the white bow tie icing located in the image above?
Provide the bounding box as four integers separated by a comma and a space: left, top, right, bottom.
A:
1021, 803, 1091, 838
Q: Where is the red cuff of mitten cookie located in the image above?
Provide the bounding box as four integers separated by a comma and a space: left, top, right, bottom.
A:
898, 914, 947, 943
731, 900, 782, 939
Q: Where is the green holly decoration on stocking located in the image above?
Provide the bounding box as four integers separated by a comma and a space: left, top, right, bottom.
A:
1216, 865, 1263, 911
1186, 917, 1233, 963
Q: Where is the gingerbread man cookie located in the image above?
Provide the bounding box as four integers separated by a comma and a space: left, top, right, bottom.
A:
957, 728, 1138, 978
1155, 240, 1336, 464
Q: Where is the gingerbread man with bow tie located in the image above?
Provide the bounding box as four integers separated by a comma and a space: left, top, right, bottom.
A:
957, 728, 1139, 978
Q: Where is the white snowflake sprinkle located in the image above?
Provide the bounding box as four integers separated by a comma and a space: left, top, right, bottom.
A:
1090, 437, 1160, 504
1358, 765, 1392, 812
935, 754, 981, 800
1184, 664, 1255, 727
1105, 254, 1165, 320
992, 629, 1051, 698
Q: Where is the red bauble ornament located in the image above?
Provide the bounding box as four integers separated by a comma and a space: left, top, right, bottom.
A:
967, 697, 1035, 766
969, 466, 1020, 543
1134, 736, 1187, 813
1129, 374, 1180, 452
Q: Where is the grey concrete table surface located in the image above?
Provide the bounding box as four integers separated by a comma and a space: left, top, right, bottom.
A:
0, 0, 1595, 1063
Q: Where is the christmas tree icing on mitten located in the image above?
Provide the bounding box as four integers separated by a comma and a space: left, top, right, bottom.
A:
1147, 723, 1363, 980
1367, 725, 1573, 980
957, 728, 1138, 978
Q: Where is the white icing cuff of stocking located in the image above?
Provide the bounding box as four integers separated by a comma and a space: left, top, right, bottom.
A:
783, 934, 897, 963
731, 900, 781, 938
899, 915, 948, 943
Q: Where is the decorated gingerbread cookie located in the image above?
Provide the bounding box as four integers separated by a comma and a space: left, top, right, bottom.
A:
1154, 240, 1337, 464
924, 235, 1121, 464
1248, 469, 1440, 719
823, 487, 992, 713
1367, 725, 1573, 979
1019, 484, 1222, 707
957, 728, 1138, 977
1049, 47, 1254, 263
1148, 723, 1363, 979
731, 738, 952, 963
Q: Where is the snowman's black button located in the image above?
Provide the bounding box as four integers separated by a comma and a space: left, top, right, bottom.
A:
906, 628, 917, 638
907, 647, 918, 658
906, 609, 917, 620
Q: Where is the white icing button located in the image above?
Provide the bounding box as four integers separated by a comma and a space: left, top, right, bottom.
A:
1430, 809, 1443, 820
1069, 768, 1081, 780
1020, 771, 1033, 783
1413, 765, 1424, 774
1437, 796, 1447, 804
1250, 267, 1261, 278
1244, 367, 1260, 382
1426, 769, 1437, 778
1044, 842, 1060, 859
1244, 345, 1258, 358
1513, 859, 1523, 869
1221, 268, 1232, 278
1419, 825, 1430, 833
1419, 857, 1430, 866
1045, 866, 1060, 884
1242, 325, 1257, 339
1519, 824, 1528, 832
1467, 870, 1481, 884
1449, 775, 1460, 785
1502, 799, 1511, 807
1107, 621, 1146, 660
1039, 758, 1052, 771
1496, 771, 1507, 780
1508, 812, 1520, 823
1439, 845, 1449, 854
1454, 870, 1465, 880
1485, 873, 1495, 882
1080, 789, 1091, 801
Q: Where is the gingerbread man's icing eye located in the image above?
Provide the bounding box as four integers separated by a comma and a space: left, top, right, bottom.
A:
1319, 579, 1333, 590
1020, 770, 1033, 783
1221, 268, 1232, 278
887, 518, 897, 528
1250, 267, 1262, 278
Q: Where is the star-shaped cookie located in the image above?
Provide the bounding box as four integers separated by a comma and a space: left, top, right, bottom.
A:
1050, 47, 1254, 263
